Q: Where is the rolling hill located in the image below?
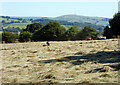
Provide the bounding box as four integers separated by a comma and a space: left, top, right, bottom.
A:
1, 15, 110, 32
53, 14, 110, 26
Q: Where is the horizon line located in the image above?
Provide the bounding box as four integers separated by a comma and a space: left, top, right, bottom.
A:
0, 14, 113, 18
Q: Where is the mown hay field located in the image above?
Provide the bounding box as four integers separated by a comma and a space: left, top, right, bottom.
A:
1, 39, 120, 83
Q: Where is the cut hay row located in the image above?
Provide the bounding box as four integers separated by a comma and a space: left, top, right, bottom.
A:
1, 39, 119, 83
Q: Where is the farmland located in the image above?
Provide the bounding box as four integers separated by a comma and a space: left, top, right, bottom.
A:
1, 15, 107, 32
1, 39, 120, 83
6, 23, 32, 29
1, 17, 31, 29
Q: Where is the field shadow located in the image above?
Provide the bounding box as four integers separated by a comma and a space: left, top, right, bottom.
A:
38, 51, 120, 71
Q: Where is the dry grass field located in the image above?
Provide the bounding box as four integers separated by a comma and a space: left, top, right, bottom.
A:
1, 39, 120, 83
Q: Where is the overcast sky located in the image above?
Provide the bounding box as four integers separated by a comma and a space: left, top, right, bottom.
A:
0, 0, 119, 18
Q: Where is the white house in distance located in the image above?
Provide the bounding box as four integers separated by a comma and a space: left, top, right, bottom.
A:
97, 34, 106, 40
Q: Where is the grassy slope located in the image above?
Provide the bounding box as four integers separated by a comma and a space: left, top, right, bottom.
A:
7, 23, 32, 29
1, 39, 119, 83
2, 16, 107, 31
2, 18, 21, 23
54, 15, 109, 26
2, 18, 32, 29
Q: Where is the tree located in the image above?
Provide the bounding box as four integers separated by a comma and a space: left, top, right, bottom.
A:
2, 31, 18, 43
66, 26, 80, 40
32, 21, 67, 41
3, 27, 22, 32
57, 26, 67, 41
19, 31, 32, 42
103, 26, 113, 39
22, 20, 28, 23
77, 26, 99, 40
109, 13, 120, 37
24, 23, 43, 33
2, 20, 5, 23
11, 20, 15, 23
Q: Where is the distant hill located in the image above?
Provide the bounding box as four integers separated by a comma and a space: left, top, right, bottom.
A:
10, 16, 49, 20
53, 14, 110, 26
1, 15, 110, 32
31, 19, 105, 32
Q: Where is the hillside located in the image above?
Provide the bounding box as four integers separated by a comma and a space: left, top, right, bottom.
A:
53, 14, 109, 26
1, 39, 119, 83
1, 16, 32, 32
1, 17, 31, 29
32, 18, 105, 32
1, 15, 110, 32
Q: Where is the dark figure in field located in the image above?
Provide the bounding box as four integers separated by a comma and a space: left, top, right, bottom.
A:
46, 41, 50, 46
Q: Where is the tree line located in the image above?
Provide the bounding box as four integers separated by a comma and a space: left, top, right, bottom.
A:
2, 13, 120, 43
2, 27, 23, 32
103, 13, 120, 38
31, 18, 104, 32
2, 20, 100, 43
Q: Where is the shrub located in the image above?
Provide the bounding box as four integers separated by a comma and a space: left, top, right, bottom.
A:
19, 31, 32, 42
2, 31, 18, 43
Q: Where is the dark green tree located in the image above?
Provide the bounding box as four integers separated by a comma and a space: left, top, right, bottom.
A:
103, 26, 113, 39
2, 20, 5, 23
66, 26, 80, 40
19, 31, 32, 42
57, 26, 67, 40
77, 26, 99, 40
109, 13, 120, 37
2, 31, 18, 43
32, 21, 66, 41
24, 23, 43, 33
